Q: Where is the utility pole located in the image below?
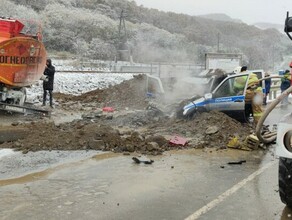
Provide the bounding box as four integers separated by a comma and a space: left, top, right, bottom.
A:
217, 33, 220, 52
118, 10, 127, 40
117, 10, 131, 63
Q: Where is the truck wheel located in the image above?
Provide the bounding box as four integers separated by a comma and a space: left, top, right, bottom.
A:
279, 157, 292, 207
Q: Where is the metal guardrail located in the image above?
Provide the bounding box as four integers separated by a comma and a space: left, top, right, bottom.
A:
269, 78, 282, 101
56, 70, 149, 74
55, 70, 283, 101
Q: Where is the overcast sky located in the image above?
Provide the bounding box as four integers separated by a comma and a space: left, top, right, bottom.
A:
134, 0, 292, 25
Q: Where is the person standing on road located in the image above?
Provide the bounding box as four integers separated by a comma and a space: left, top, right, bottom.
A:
263, 72, 271, 105
42, 58, 55, 107
280, 69, 292, 105
243, 66, 263, 125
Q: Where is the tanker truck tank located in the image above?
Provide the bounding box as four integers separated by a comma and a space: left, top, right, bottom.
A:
0, 17, 47, 106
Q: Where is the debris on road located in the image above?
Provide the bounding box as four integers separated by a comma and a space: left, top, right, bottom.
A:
102, 107, 115, 112
228, 134, 262, 151
227, 137, 241, 149
169, 135, 188, 146
132, 157, 154, 164
227, 160, 247, 165
243, 134, 260, 150
0, 75, 257, 155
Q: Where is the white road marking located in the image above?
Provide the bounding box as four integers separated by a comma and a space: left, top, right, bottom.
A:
185, 160, 277, 220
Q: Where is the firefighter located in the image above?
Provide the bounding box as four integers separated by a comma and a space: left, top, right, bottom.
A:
233, 66, 247, 95
245, 72, 263, 124
240, 66, 248, 73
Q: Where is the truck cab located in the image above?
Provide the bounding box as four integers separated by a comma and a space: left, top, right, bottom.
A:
274, 11, 292, 208
182, 70, 265, 122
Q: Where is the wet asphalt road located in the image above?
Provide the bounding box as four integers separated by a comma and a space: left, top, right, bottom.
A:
1, 102, 292, 220
0, 149, 284, 220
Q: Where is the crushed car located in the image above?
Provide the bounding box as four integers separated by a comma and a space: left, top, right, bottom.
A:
181, 69, 265, 122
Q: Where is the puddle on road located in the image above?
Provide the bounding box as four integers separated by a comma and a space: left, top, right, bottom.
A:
91, 152, 120, 160
0, 169, 54, 187
0, 148, 273, 187
280, 206, 292, 219
164, 148, 274, 168
0, 152, 118, 187
166, 148, 254, 158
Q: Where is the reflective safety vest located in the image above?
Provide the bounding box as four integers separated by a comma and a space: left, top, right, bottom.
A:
234, 75, 247, 90
255, 86, 263, 93
283, 73, 292, 81
281, 73, 291, 91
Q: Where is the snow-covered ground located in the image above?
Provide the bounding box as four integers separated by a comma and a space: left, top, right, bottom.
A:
1, 60, 135, 178
0, 149, 15, 159
26, 72, 134, 104
25, 58, 136, 103
55, 73, 134, 94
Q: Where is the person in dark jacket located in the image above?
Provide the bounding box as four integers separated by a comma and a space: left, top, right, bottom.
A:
280, 69, 291, 105
263, 72, 271, 105
42, 58, 55, 107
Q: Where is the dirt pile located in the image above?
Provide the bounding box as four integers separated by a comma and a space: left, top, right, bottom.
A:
0, 110, 252, 154
0, 76, 255, 155
54, 75, 150, 110
2, 121, 170, 155
153, 111, 252, 149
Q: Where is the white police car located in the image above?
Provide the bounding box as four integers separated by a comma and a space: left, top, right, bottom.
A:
182, 70, 265, 122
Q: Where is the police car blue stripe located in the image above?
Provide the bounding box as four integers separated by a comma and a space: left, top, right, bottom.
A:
183, 95, 245, 110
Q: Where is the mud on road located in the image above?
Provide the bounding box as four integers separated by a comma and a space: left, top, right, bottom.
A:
0, 75, 253, 155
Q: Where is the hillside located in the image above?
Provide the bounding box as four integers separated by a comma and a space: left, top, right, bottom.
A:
2, 0, 292, 69
198, 13, 242, 23
253, 22, 284, 33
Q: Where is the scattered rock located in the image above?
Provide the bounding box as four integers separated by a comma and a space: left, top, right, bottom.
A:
11, 122, 19, 126
205, 126, 219, 135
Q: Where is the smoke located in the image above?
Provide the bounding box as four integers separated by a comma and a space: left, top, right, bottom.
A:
150, 65, 206, 105
163, 80, 204, 105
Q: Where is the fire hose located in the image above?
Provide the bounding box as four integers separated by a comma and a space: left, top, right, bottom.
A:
255, 76, 292, 144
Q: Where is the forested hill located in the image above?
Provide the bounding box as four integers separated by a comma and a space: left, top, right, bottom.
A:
2, 0, 292, 69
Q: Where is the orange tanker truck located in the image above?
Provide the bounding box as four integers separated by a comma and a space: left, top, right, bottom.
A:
0, 17, 47, 108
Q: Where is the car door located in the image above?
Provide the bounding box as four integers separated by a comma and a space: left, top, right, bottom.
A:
207, 74, 248, 113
